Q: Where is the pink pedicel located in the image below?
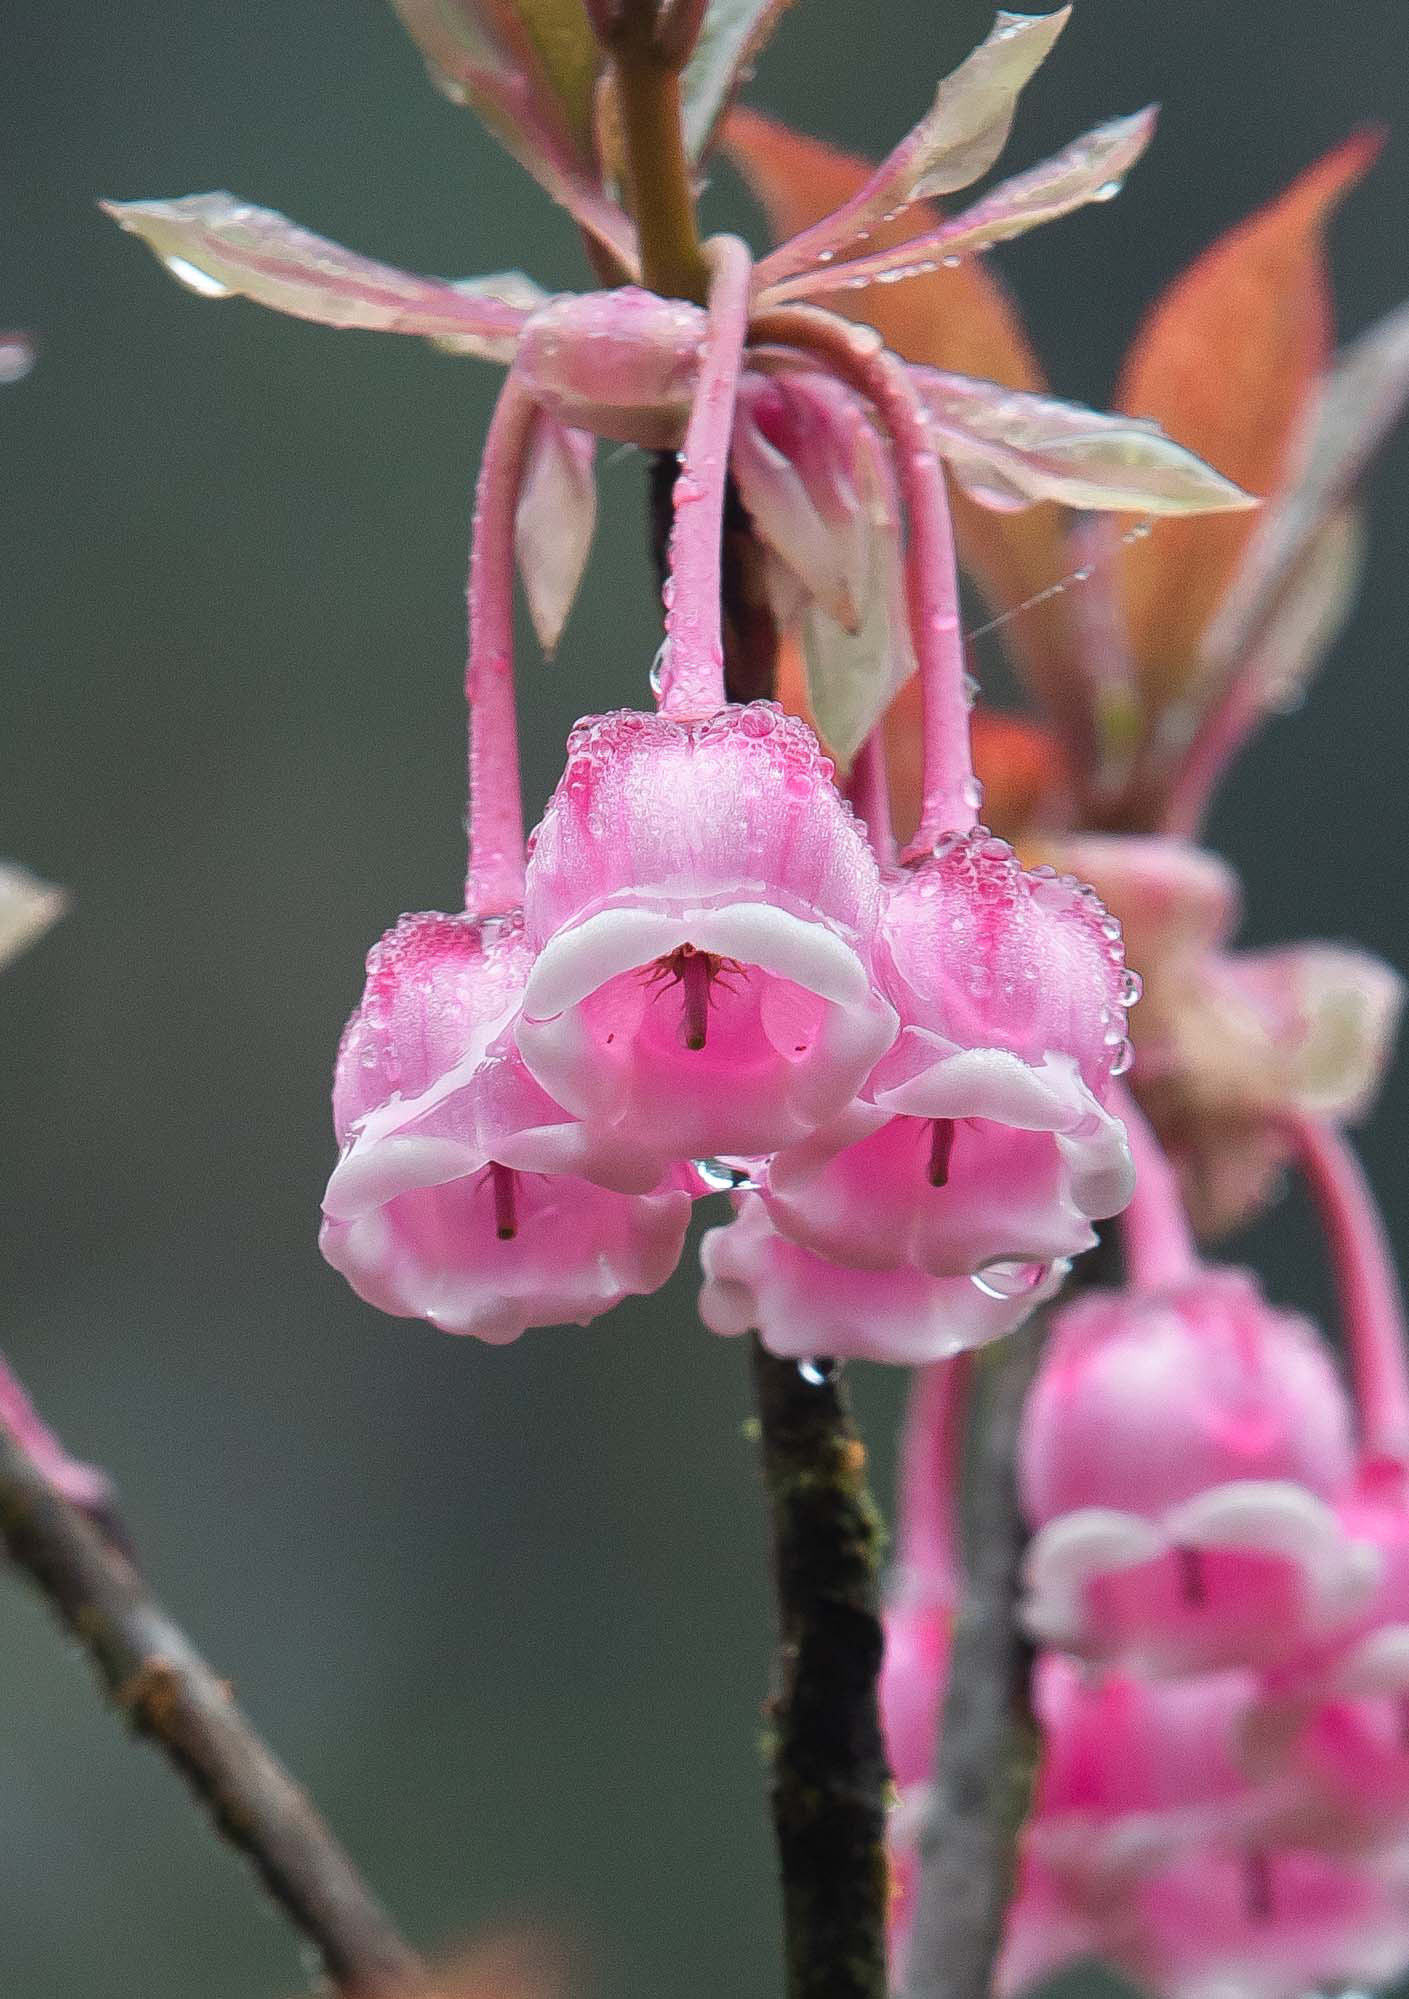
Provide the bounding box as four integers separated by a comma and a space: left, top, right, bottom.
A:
1232, 1123, 1409, 1854
698, 1192, 1061, 1365
320, 911, 694, 1342
1019, 1105, 1369, 1676
763, 835, 1136, 1285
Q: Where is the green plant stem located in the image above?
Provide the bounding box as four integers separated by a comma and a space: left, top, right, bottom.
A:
0, 1426, 424, 1998
750, 1341, 892, 1999
610, 33, 709, 301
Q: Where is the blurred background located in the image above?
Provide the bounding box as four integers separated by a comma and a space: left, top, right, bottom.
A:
2, 1, 1407, 1992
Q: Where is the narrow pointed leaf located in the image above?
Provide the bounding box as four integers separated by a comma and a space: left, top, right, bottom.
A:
389, 0, 635, 267
680, 0, 797, 160
916, 369, 1257, 515
102, 194, 533, 357
760, 107, 1156, 305
1115, 128, 1382, 700
1207, 295, 1409, 676
730, 374, 870, 629
797, 416, 915, 768
514, 414, 597, 653
390, 0, 599, 159
753, 9, 1070, 290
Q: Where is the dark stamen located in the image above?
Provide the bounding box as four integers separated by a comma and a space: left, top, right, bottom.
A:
680, 947, 712, 1051
1244, 1851, 1273, 1922
1176, 1545, 1207, 1606
928, 1117, 956, 1188
491, 1163, 518, 1241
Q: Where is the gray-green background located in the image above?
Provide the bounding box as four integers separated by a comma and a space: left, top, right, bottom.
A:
2, 2, 1407, 1993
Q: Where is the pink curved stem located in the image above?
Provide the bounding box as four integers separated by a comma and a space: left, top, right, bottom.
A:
655, 235, 754, 721
846, 727, 897, 867
1291, 1116, 1409, 1471
1116, 1087, 1201, 1293
894, 1355, 972, 1606
1162, 670, 1264, 841
750, 306, 976, 851
465, 375, 538, 916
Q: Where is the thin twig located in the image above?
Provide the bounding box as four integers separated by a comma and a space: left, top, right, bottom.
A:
0, 1427, 425, 1998
750, 1339, 891, 1999
899, 1319, 1045, 1999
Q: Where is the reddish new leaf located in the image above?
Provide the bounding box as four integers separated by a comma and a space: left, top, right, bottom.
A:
1115, 128, 1382, 702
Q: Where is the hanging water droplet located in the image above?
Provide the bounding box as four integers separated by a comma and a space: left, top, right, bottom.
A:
798, 1357, 840, 1387
940, 255, 962, 269
648, 643, 667, 698
961, 671, 979, 710
971, 1258, 1050, 1301
161, 255, 232, 298
1118, 968, 1143, 1006
960, 775, 985, 813
1109, 1036, 1135, 1076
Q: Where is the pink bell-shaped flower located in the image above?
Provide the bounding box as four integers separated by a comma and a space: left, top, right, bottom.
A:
320, 910, 694, 1343
1020, 1105, 1369, 1675
516, 241, 897, 1177
320, 362, 699, 1342
1003, 1647, 1409, 1999
519, 705, 897, 1171
764, 836, 1138, 1282
698, 1193, 1062, 1365
1001, 1834, 1409, 1999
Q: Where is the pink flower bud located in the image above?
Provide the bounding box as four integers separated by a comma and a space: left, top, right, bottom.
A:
514, 288, 705, 448
320, 911, 693, 1342
1020, 1269, 1370, 1675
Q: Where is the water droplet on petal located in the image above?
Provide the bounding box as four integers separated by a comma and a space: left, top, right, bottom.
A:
161, 254, 232, 298
971, 1258, 1050, 1301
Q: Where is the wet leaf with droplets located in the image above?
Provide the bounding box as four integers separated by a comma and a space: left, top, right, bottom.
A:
751, 8, 1071, 291
759, 106, 1157, 305
102, 193, 535, 357
914, 369, 1258, 516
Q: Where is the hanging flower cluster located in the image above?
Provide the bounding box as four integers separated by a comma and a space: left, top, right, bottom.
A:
106, 6, 1264, 1357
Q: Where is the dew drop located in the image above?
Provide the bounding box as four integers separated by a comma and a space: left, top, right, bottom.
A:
648, 643, 667, 698
161, 255, 232, 298
1118, 968, 1143, 1006
1109, 1037, 1135, 1076
798, 1357, 840, 1387
972, 1258, 1049, 1301
960, 775, 985, 813
1092, 179, 1124, 203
